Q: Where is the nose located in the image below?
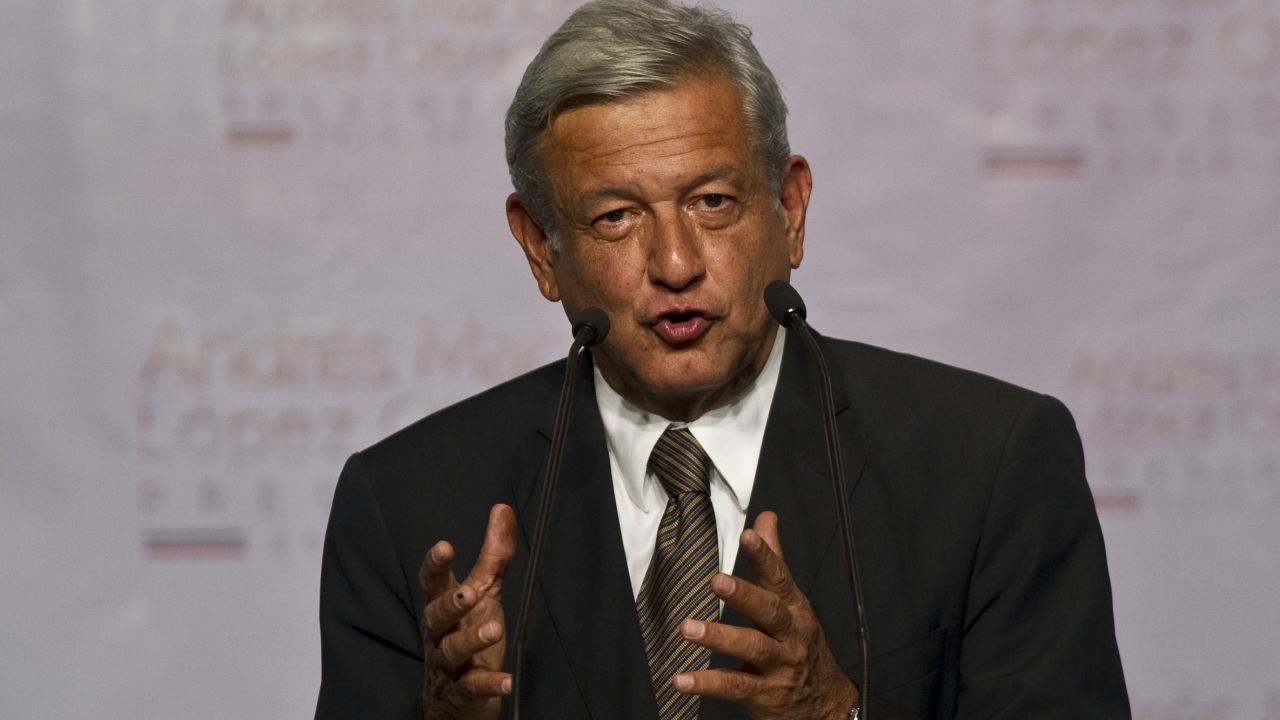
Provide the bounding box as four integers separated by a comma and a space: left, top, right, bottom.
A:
646, 208, 705, 292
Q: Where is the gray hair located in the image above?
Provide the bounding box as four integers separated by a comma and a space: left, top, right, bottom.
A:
504, 0, 790, 243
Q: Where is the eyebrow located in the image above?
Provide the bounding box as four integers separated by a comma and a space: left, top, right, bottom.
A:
573, 164, 747, 207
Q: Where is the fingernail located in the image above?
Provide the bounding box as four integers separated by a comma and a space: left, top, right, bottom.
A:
501, 677, 512, 695
682, 620, 705, 639
479, 622, 500, 643
453, 589, 468, 609
429, 544, 442, 562
672, 674, 693, 691
711, 573, 735, 595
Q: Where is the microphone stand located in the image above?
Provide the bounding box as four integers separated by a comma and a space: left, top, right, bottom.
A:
511, 308, 608, 720
764, 281, 871, 719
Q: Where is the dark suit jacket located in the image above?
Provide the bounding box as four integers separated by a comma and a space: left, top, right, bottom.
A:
315, 332, 1130, 719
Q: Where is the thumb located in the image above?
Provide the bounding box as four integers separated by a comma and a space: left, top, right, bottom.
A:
751, 510, 784, 559
467, 503, 518, 590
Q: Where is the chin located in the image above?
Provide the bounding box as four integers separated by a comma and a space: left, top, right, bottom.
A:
639, 365, 735, 400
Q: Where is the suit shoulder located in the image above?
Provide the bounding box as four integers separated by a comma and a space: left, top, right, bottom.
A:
359, 358, 565, 467
819, 337, 1075, 450
825, 336, 1043, 408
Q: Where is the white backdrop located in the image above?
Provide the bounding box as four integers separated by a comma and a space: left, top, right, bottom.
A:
3, 0, 1278, 718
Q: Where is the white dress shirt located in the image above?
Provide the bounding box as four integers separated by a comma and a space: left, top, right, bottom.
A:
593, 329, 786, 599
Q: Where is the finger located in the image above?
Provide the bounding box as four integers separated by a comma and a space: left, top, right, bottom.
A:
454, 670, 513, 701
462, 504, 518, 594
419, 541, 460, 600
741, 521, 800, 604
670, 667, 762, 701
709, 572, 794, 640
437, 619, 505, 672
680, 618, 781, 668
422, 584, 478, 641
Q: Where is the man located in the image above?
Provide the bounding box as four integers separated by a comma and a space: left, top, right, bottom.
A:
315, 1, 1130, 718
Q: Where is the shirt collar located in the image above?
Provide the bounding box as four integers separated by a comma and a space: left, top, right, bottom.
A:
594, 328, 786, 513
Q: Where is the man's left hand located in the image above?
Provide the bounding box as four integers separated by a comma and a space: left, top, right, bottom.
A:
671, 511, 860, 720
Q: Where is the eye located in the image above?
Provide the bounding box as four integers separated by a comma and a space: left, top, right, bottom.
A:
699, 194, 731, 210
589, 207, 639, 240
597, 208, 629, 224
690, 194, 739, 229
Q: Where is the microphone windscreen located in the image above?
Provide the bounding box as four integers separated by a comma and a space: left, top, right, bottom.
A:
764, 281, 807, 326
571, 307, 610, 346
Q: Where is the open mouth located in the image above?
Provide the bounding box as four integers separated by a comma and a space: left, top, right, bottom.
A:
652, 311, 711, 345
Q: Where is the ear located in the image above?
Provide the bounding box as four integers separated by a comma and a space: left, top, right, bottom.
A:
777, 155, 813, 269
507, 193, 560, 302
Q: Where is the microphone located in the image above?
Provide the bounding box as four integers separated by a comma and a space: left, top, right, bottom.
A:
512, 307, 608, 720
570, 306, 610, 348
763, 280, 807, 323
764, 280, 871, 719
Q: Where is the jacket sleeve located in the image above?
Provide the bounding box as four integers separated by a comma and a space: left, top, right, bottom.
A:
957, 394, 1130, 719
315, 452, 423, 720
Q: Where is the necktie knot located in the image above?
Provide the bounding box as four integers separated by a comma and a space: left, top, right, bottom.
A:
649, 427, 711, 497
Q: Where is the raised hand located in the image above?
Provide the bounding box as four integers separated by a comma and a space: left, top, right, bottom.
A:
418, 504, 518, 720
672, 511, 860, 719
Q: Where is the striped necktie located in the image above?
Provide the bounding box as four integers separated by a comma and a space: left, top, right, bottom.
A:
636, 427, 720, 720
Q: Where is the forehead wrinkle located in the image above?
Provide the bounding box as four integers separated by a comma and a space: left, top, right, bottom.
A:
565, 127, 733, 165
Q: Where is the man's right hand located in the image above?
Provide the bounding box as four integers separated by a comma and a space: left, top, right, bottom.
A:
418, 503, 518, 720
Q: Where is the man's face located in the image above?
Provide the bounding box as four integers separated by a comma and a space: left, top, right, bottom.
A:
508, 75, 812, 420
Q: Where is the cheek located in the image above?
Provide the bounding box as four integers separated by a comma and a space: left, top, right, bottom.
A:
579, 247, 646, 303
708, 235, 781, 293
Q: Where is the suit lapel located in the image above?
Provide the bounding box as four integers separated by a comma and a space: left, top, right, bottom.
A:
511, 353, 657, 720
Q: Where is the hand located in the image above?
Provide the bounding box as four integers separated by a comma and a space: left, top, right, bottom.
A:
672, 511, 860, 720
418, 504, 518, 720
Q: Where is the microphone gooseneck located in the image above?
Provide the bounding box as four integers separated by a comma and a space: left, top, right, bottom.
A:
512, 307, 609, 720
763, 280, 871, 718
